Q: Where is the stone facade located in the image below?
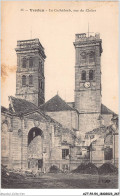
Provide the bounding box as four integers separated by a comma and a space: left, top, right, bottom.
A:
102, 114, 113, 127
1, 33, 119, 172
15, 39, 46, 106
46, 110, 78, 130
90, 138, 104, 167
74, 33, 102, 134
1, 111, 12, 168
1, 106, 77, 172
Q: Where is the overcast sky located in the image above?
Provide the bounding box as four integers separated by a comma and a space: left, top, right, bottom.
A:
1, 1, 119, 113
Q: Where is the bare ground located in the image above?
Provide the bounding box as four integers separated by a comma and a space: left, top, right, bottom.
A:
2, 173, 118, 189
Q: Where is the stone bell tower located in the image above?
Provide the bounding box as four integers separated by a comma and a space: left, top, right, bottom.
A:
74, 33, 103, 133
15, 38, 46, 106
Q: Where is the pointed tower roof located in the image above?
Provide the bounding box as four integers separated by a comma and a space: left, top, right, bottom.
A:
40, 94, 75, 112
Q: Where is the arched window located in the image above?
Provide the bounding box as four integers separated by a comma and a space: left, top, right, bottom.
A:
39, 62, 41, 71
89, 70, 94, 80
41, 81, 43, 89
22, 58, 26, 68
41, 64, 44, 74
42, 81, 44, 90
39, 80, 42, 89
38, 79, 40, 88
22, 75, 26, 86
33, 131, 35, 138
81, 70, 86, 80
81, 52, 86, 64
29, 75, 33, 85
89, 51, 95, 63
39, 61, 43, 73
28, 127, 43, 145
29, 57, 33, 68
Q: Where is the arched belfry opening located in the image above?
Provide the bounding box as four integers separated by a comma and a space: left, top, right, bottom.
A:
28, 127, 43, 145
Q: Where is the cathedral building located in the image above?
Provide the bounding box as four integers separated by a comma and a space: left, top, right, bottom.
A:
1, 33, 118, 172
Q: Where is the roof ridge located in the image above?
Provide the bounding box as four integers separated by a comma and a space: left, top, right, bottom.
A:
1, 105, 13, 114
40, 94, 59, 108
40, 94, 75, 111
1, 105, 8, 110
10, 96, 38, 108
56, 95, 75, 110
9, 96, 38, 115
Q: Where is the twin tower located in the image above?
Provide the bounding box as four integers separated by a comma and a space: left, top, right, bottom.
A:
15, 33, 102, 133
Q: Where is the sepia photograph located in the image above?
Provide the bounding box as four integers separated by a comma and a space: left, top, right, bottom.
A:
1, 1, 119, 193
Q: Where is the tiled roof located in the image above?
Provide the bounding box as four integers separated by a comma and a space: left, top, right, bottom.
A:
9, 96, 38, 115
101, 104, 115, 115
67, 102, 75, 109
8, 96, 72, 132
1, 106, 9, 113
41, 100, 116, 114
40, 94, 75, 112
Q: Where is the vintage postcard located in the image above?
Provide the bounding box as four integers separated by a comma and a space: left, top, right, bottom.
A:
1, 1, 119, 195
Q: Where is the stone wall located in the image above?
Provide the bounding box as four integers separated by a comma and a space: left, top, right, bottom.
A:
71, 146, 89, 161
74, 38, 102, 136
1, 113, 13, 168
113, 134, 119, 167
102, 114, 113, 127
16, 46, 45, 106
2, 109, 118, 172
1, 110, 75, 171
1, 114, 11, 166
46, 110, 78, 130
78, 113, 100, 134
75, 90, 101, 113
90, 139, 104, 167
11, 116, 22, 169
74, 44, 102, 113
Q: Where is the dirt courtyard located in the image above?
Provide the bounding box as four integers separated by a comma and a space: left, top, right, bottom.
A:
2, 173, 118, 189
